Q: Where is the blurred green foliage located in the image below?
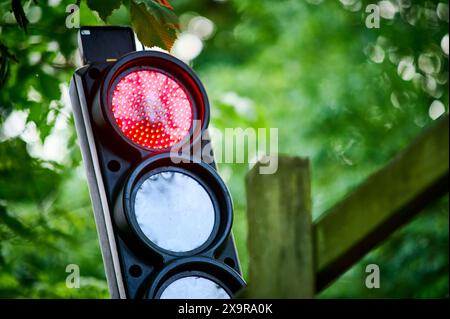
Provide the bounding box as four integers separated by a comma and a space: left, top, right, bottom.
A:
0, 0, 448, 298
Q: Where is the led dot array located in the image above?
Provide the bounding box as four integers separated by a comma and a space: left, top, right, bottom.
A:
111, 70, 193, 150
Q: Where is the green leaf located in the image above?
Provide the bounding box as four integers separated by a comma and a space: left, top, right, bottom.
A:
86, 0, 123, 21
130, 0, 179, 50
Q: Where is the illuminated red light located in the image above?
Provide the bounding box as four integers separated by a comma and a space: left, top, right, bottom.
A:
111, 69, 193, 150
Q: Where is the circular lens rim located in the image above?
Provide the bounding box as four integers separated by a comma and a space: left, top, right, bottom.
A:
130, 167, 220, 255
100, 51, 210, 153
157, 271, 232, 299
122, 153, 233, 258
146, 257, 246, 299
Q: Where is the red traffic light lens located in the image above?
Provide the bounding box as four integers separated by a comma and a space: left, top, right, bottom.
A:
111, 69, 193, 150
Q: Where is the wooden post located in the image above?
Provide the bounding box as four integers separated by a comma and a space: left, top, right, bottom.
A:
243, 156, 314, 298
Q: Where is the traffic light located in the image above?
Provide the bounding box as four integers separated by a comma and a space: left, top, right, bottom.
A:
69, 26, 245, 299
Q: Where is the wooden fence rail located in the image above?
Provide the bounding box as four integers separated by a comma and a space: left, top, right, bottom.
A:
243, 115, 449, 298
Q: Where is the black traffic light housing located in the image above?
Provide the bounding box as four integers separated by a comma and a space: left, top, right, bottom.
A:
69, 26, 245, 298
